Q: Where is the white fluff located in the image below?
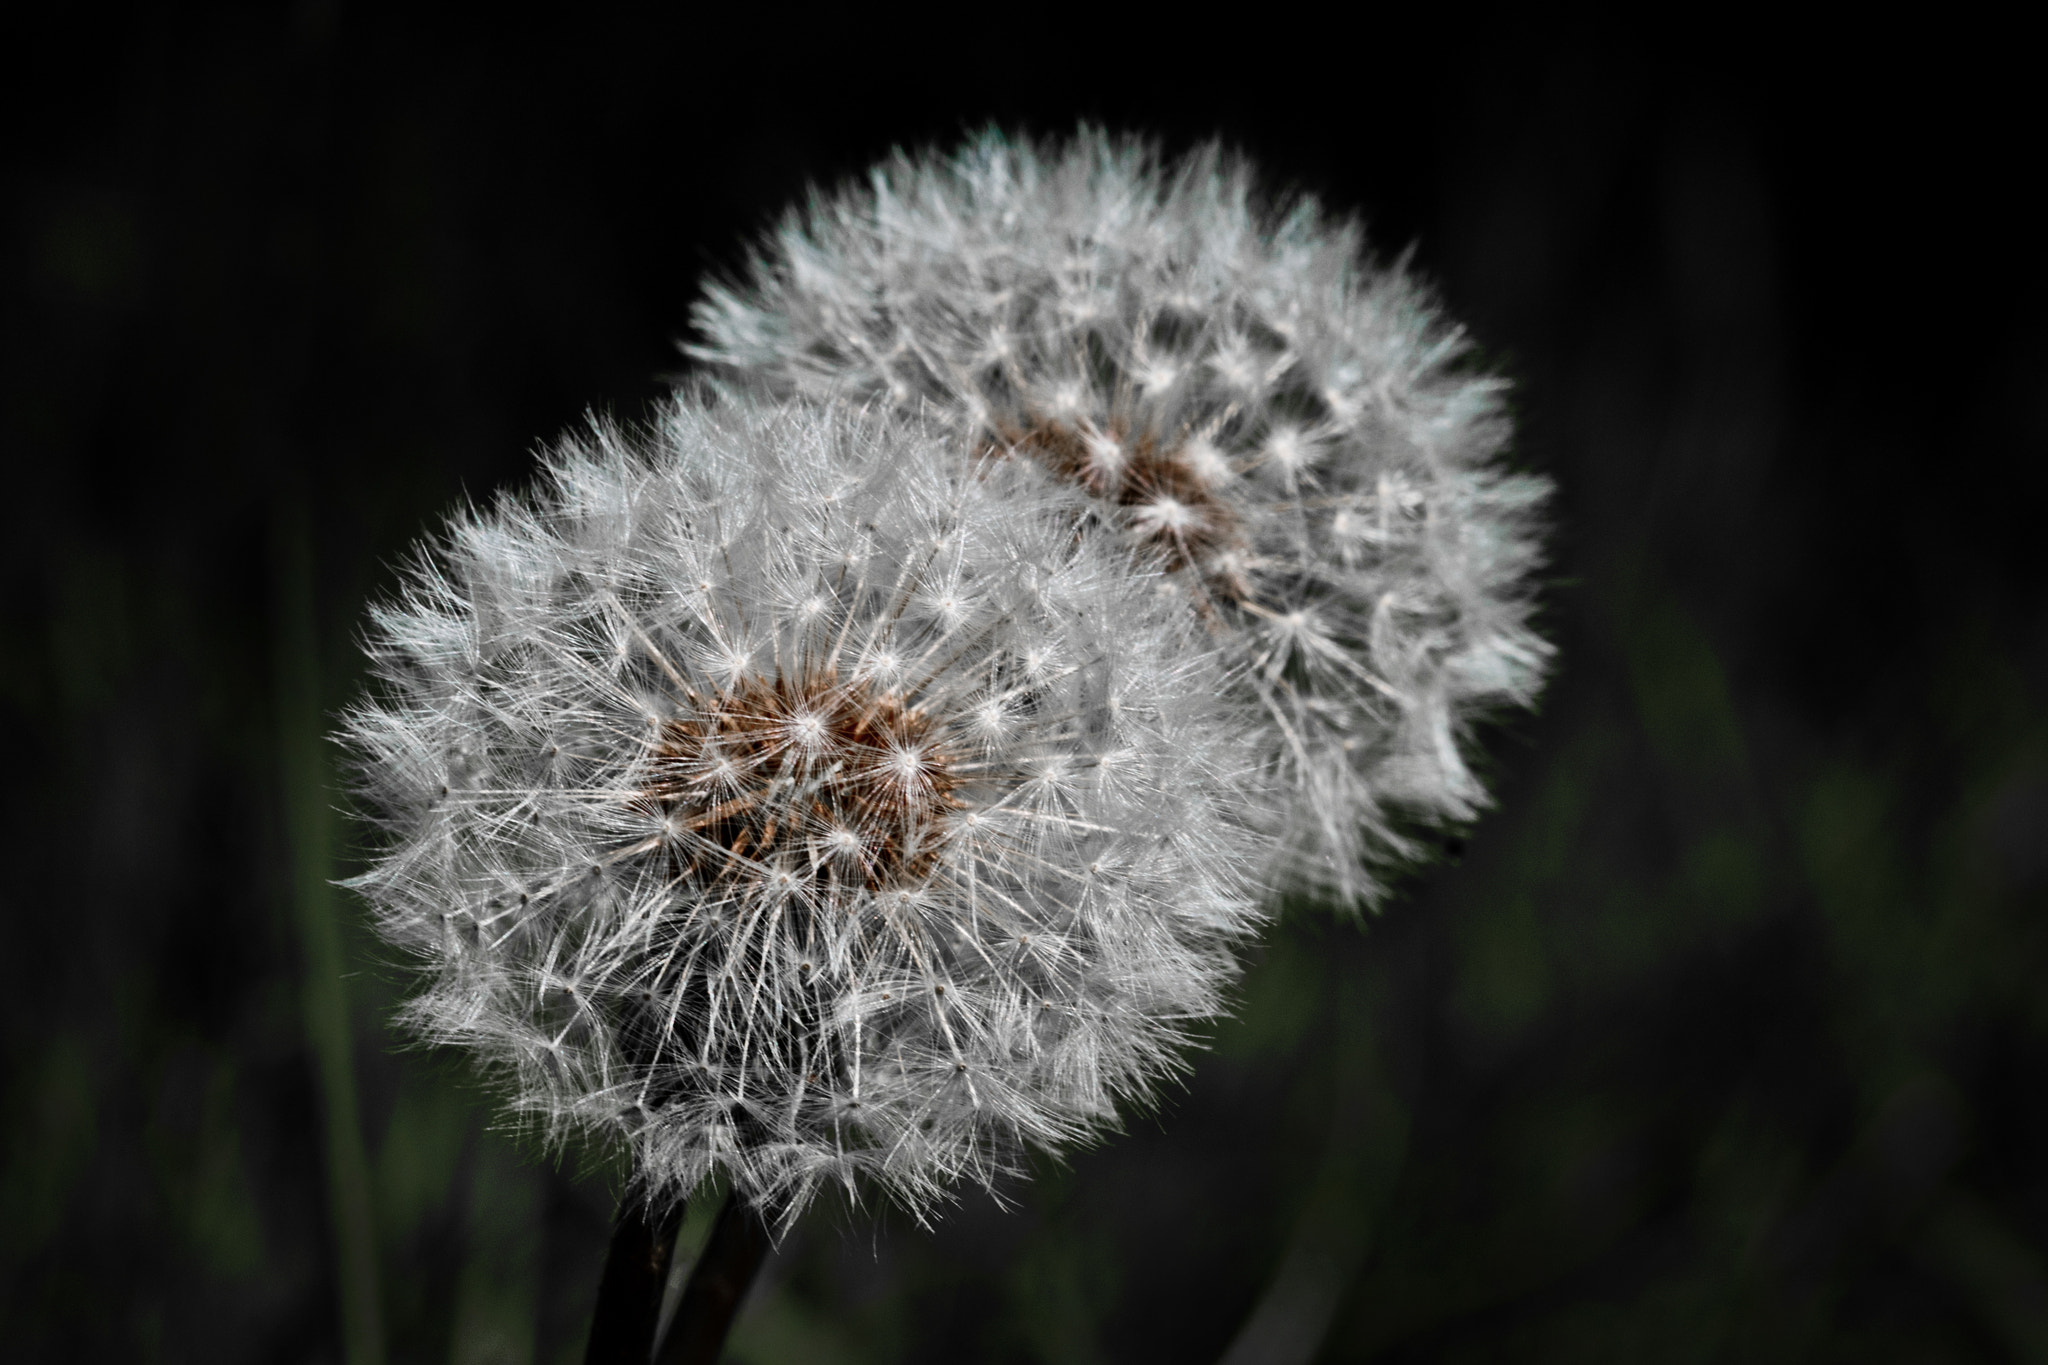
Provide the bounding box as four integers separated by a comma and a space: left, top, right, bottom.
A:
691, 128, 1553, 906
341, 394, 1266, 1220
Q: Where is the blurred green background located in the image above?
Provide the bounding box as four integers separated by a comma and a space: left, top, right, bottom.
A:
4, 12, 2043, 1363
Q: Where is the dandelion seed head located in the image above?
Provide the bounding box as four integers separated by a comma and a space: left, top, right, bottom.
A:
341, 394, 1266, 1217
689, 127, 1554, 907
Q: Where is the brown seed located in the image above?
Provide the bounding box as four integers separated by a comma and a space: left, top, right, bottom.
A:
990, 412, 1245, 591
640, 671, 960, 896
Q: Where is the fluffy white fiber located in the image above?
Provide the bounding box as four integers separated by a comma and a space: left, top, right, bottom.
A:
342, 394, 1266, 1219
691, 128, 1552, 906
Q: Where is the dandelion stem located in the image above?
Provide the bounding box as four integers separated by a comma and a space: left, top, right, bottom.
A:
653, 1192, 771, 1365
584, 1193, 687, 1365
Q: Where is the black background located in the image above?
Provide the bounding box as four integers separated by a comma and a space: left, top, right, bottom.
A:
4, 11, 2045, 1363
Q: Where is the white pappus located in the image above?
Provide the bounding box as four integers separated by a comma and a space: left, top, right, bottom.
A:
689, 128, 1553, 907
340, 393, 1268, 1221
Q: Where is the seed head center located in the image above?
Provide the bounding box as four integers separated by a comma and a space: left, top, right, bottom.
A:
996, 414, 1244, 591
644, 672, 960, 894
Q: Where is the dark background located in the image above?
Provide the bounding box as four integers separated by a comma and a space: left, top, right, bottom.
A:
4, 11, 2044, 1363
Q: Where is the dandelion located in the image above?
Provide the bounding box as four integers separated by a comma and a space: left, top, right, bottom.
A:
340, 393, 1265, 1356
690, 128, 1553, 907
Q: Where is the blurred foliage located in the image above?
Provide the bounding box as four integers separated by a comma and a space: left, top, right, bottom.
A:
2, 10, 2042, 1364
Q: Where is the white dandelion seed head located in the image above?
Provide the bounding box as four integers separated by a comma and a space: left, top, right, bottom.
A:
689, 126, 1554, 908
341, 393, 1267, 1220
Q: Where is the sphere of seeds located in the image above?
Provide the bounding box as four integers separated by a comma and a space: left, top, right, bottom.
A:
341, 394, 1265, 1217
689, 128, 1552, 906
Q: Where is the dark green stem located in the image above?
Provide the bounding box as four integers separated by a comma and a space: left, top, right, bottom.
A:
653, 1192, 772, 1365
585, 1193, 688, 1365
